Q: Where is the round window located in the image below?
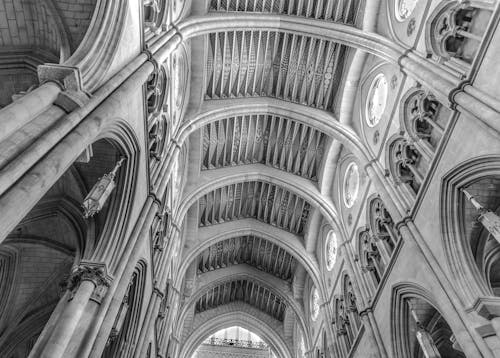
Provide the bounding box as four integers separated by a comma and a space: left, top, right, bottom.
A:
395, 0, 419, 21
343, 162, 360, 208
366, 74, 388, 127
311, 288, 320, 321
325, 231, 338, 271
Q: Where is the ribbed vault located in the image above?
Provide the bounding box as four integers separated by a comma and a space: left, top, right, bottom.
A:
177, 1, 367, 355
195, 278, 287, 321
208, 0, 361, 21
198, 181, 311, 236
201, 114, 326, 180
197, 235, 297, 281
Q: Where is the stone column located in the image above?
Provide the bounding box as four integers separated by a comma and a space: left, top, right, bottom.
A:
0, 61, 154, 243
29, 262, 112, 358
0, 82, 61, 143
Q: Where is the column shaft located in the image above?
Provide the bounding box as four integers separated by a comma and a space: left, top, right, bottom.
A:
0, 83, 61, 143
32, 281, 95, 358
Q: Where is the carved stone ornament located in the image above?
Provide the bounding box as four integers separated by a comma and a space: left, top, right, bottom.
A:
66, 262, 112, 303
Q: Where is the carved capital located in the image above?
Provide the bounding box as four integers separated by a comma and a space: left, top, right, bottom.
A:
66, 261, 112, 304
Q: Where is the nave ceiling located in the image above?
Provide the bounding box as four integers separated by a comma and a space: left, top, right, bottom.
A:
174, 0, 368, 352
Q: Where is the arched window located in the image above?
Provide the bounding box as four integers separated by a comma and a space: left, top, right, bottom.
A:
342, 276, 361, 348
402, 89, 445, 152
144, 0, 166, 32
359, 230, 384, 292
369, 198, 398, 255
427, 1, 493, 73
333, 295, 351, 357
388, 138, 424, 196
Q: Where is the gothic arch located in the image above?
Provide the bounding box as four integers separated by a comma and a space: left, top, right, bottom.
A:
90, 120, 140, 270
176, 223, 322, 295
102, 260, 147, 358
177, 271, 306, 331
179, 304, 293, 358
64, 0, 130, 91
178, 169, 339, 232
390, 282, 466, 358
440, 155, 500, 306
179, 99, 372, 164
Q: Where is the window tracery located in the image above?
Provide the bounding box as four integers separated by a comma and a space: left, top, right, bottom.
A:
359, 230, 384, 289
389, 138, 423, 196
404, 90, 444, 150
428, 1, 493, 73
366, 74, 388, 127
341, 276, 361, 351
144, 0, 166, 32
370, 198, 398, 254
358, 198, 399, 294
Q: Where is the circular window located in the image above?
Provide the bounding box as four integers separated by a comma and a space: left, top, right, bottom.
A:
366, 74, 388, 127
311, 288, 320, 321
395, 0, 419, 21
325, 231, 338, 271
343, 162, 360, 208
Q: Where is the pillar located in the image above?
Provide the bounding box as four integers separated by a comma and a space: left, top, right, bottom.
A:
29, 262, 112, 358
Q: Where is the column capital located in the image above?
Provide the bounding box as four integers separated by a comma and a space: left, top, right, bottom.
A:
66, 261, 113, 303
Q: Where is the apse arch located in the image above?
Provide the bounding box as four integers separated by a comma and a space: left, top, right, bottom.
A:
179, 305, 293, 358
440, 155, 500, 306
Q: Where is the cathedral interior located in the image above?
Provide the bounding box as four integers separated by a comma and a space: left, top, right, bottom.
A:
1, 0, 500, 357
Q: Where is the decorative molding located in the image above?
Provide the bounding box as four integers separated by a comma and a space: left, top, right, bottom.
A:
66, 261, 112, 304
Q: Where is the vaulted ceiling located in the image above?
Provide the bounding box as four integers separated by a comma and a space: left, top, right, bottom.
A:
177, 0, 365, 349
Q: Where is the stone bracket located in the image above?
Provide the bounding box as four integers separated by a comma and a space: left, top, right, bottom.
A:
38, 63, 91, 112
470, 296, 500, 319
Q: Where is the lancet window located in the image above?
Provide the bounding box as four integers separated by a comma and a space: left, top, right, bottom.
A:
428, 1, 493, 73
